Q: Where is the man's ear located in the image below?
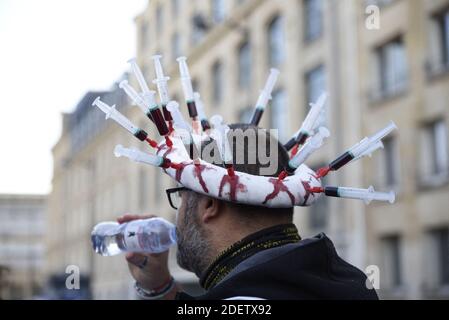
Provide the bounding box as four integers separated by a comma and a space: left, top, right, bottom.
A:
198, 196, 222, 224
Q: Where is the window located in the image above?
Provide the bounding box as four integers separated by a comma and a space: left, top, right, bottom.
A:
212, 61, 223, 105
428, 9, 449, 75
309, 173, 328, 229
380, 235, 402, 288
191, 14, 207, 45
270, 89, 288, 142
373, 37, 408, 99
377, 136, 400, 188
440, 10, 449, 66
268, 16, 285, 67
238, 41, 251, 89
305, 65, 327, 126
419, 120, 449, 183
304, 0, 323, 42
429, 228, 449, 286
212, 0, 226, 24
172, 32, 181, 60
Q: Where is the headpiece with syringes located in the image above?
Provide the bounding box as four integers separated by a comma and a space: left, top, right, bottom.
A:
91, 54, 399, 208
120, 58, 173, 147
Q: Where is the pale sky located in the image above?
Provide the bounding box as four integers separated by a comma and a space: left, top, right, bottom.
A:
0, 0, 148, 194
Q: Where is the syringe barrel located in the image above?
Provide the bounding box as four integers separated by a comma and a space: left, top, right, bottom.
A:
265, 68, 280, 94
114, 145, 164, 167
166, 101, 191, 132
194, 92, 207, 121
177, 57, 195, 102
210, 115, 233, 164
107, 106, 140, 136
349, 121, 397, 158
119, 80, 147, 112
152, 55, 171, 105
288, 127, 330, 169
181, 78, 195, 103
301, 92, 327, 134
194, 92, 211, 131
128, 58, 151, 94
93, 97, 139, 136
326, 186, 395, 204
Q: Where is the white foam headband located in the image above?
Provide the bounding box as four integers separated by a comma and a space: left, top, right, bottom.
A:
156, 133, 323, 208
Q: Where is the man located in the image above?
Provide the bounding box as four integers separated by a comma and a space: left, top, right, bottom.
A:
119, 124, 378, 300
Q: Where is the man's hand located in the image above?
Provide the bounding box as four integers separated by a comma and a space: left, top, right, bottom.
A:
117, 214, 172, 292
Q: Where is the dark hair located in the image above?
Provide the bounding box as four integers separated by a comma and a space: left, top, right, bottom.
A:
199, 123, 294, 221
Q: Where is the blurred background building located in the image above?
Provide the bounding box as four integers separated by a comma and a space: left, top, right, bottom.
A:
46, 0, 449, 299
0, 194, 46, 299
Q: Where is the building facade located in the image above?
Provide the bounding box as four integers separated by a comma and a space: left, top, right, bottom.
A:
48, 0, 449, 299
0, 194, 46, 299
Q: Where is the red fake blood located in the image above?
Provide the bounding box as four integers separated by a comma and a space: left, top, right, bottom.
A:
315, 166, 331, 179
263, 172, 296, 206
168, 121, 174, 134
301, 180, 324, 206
145, 138, 158, 149
172, 162, 189, 182
291, 143, 300, 157
165, 136, 173, 148
218, 168, 246, 202
193, 163, 215, 193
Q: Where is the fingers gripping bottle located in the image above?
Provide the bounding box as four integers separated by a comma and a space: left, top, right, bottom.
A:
91, 217, 177, 256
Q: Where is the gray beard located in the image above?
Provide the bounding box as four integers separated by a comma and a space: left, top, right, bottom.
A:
176, 193, 212, 278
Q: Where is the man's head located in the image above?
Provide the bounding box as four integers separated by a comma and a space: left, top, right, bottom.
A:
175, 124, 294, 277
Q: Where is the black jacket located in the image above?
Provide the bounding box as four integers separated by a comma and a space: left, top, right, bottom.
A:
177, 233, 378, 300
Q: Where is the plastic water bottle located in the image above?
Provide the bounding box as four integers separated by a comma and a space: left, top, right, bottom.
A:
91, 217, 177, 256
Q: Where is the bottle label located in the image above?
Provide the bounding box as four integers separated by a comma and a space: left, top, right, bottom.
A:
123, 221, 143, 251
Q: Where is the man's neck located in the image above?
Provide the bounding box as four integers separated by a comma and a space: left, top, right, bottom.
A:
199, 223, 301, 290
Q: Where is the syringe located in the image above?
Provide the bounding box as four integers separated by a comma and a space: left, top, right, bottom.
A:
151, 55, 173, 124
92, 97, 157, 148
284, 127, 330, 175
166, 101, 199, 160
323, 186, 395, 205
114, 145, 182, 170
194, 92, 211, 132
284, 92, 328, 151
210, 115, 235, 176
128, 58, 152, 103
316, 121, 397, 178
249, 69, 280, 126
119, 80, 172, 147
177, 57, 198, 120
